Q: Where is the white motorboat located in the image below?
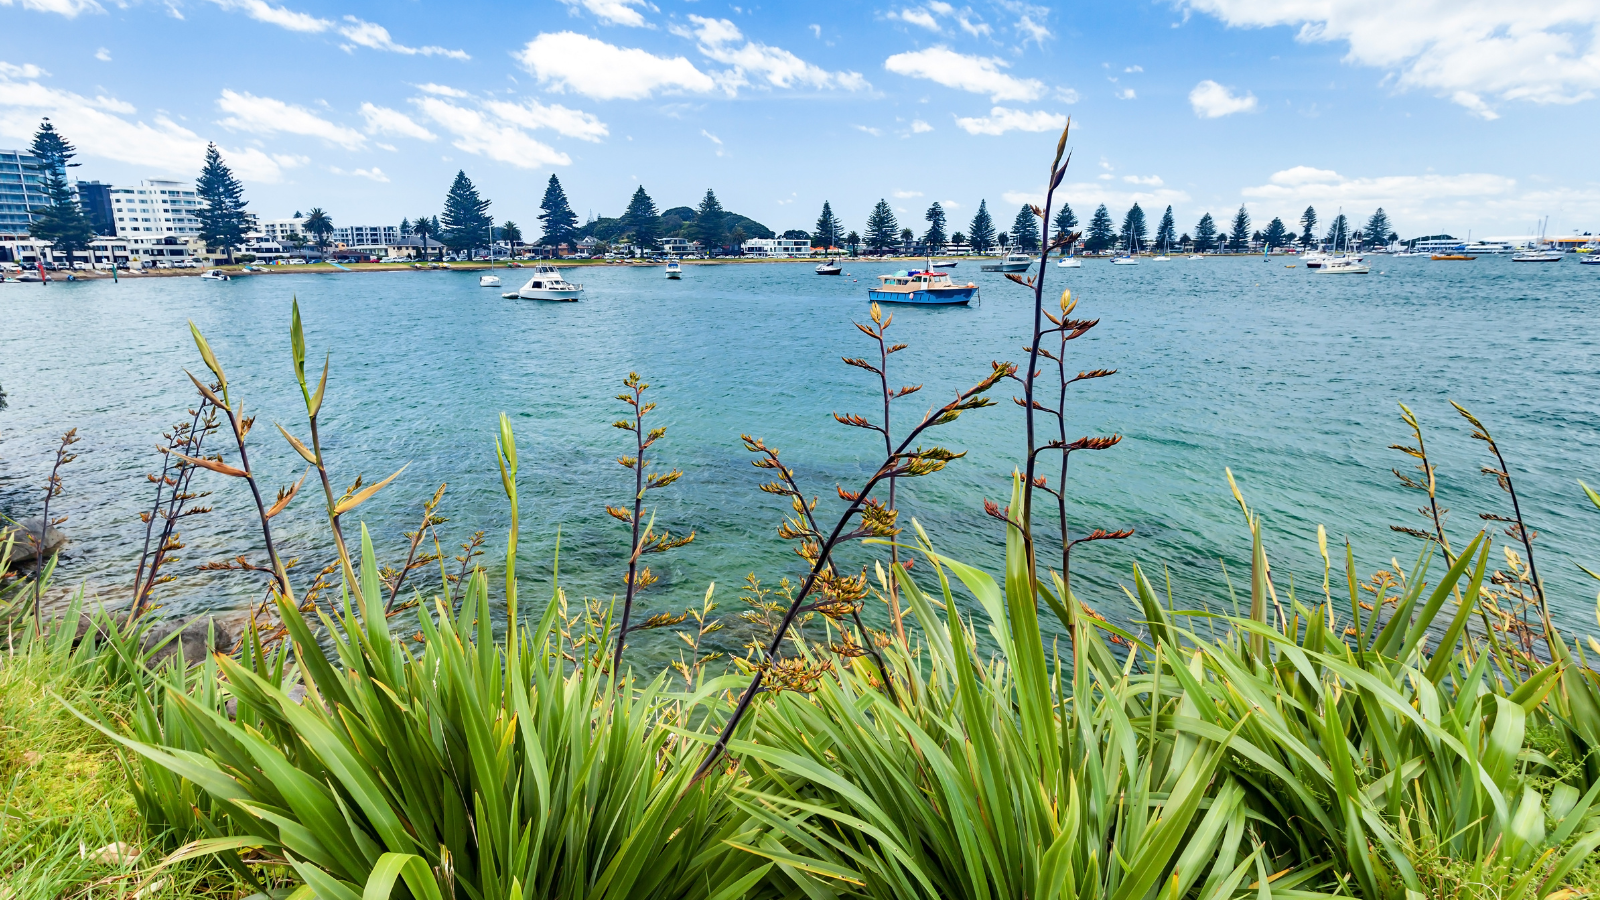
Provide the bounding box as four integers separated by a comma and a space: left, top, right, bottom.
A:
200, 269, 231, 281
982, 252, 1034, 272
1187, 254, 1205, 260
1316, 257, 1370, 274
508, 265, 583, 301
1393, 250, 1428, 258
666, 260, 683, 279
479, 274, 502, 287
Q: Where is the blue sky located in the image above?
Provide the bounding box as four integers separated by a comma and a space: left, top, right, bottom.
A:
2, 0, 1597, 240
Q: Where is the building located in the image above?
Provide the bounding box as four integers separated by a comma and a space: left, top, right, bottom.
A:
739, 237, 811, 258
333, 225, 400, 249
386, 235, 444, 259
660, 237, 698, 255
575, 236, 598, 255
75, 180, 114, 236
0, 149, 47, 238
110, 180, 202, 237
257, 217, 307, 244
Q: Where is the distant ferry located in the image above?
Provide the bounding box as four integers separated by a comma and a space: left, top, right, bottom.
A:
868, 268, 979, 305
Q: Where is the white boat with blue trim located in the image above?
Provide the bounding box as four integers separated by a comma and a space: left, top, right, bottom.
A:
867, 268, 979, 306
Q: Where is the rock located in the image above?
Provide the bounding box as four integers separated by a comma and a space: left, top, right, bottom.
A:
2, 517, 67, 565
140, 616, 236, 668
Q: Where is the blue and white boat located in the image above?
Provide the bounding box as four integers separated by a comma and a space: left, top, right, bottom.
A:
867, 268, 979, 306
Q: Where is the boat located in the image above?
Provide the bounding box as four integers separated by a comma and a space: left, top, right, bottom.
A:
666, 260, 683, 279
479, 274, 502, 287
1580, 255, 1600, 265
17, 271, 49, 283
1316, 257, 1370, 274
1187, 254, 1205, 260
1512, 249, 1563, 262
981, 252, 1033, 272
931, 260, 957, 267
1112, 255, 1139, 266
1057, 257, 1081, 268
867, 268, 979, 306
200, 269, 231, 281
1393, 250, 1428, 258
1431, 254, 1477, 261
814, 260, 841, 275
510, 265, 583, 301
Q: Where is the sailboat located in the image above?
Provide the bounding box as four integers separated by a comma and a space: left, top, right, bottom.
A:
1112, 233, 1139, 265
1512, 216, 1563, 262
479, 216, 502, 287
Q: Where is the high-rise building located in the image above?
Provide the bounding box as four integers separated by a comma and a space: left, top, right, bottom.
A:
109, 179, 202, 237
333, 225, 400, 247
0, 149, 47, 238
75, 180, 114, 236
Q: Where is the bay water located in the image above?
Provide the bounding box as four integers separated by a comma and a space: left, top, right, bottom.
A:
2, 256, 1596, 664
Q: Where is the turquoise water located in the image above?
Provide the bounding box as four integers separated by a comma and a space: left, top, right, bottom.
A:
2, 257, 1598, 662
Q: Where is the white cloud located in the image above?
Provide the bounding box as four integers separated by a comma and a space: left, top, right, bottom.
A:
339, 17, 469, 59
1115, 87, 1137, 99
809, 23, 821, 37
483, 98, 609, 141
911, 118, 933, 132
216, 89, 367, 149
1269, 165, 1340, 186
1241, 166, 1534, 231
1006, 183, 1193, 215
928, 1, 954, 14
1056, 86, 1080, 102
954, 106, 1066, 135
0, 68, 299, 182
1123, 174, 1163, 185
415, 83, 469, 97
516, 32, 715, 100
0, 0, 102, 17
675, 16, 869, 92
0, 62, 47, 79
413, 96, 571, 168
701, 129, 724, 155
894, 189, 924, 198
893, 7, 939, 30
1125, 64, 1143, 72
94, 47, 111, 61
352, 166, 389, 182
998, 0, 1052, 44
561, 0, 651, 27
940, 200, 961, 209
1451, 90, 1500, 120
360, 102, 436, 140
1180, 0, 1600, 115
206, 0, 329, 33
1189, 79, 1258, 117
885, 47, 1044, 101
854, 124, 883, 136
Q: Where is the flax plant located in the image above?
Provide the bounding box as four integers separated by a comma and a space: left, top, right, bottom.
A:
607, 372, 694, 676
130, 399, 221, 621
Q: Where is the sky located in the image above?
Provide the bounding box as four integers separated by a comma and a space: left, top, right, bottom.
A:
2, 0, 1598, 241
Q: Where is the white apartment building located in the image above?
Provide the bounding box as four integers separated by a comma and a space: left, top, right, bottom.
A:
110, 180, 201, 237
257, 218, 307, 243
739, 238, 811, 257
333, 225, 399, 248
660, 237, 699, 255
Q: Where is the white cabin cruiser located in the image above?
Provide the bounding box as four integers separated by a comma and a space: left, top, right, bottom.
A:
479, 274, 502, 287
199, 269, 231, 281
507, 265, 583, 301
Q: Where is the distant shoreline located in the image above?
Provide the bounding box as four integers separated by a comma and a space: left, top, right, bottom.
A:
18, 251, 1315, 279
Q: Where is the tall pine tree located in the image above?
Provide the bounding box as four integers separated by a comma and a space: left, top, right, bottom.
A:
441, 170, 491, 257
1053, 202, 1077, 236
1229, 204, 1251, 251
968, 200, 997, 253
693, 189, 727, 252
1263, 217, 1289, 249
620, 185, 660, 249
1154, 205, 1176, 251
196, 142, 249, 264
1298, 206, 1318, 248
1010, 204, 1040, 254
1324, 213, 1350, 249
1118, 203, 1148, 252
922, 202, 947, 252
1363, 208, 1391, 249
864, 199, 899, 253
537, 174, 578, 250
26, 119, 95, 265
1084, 204, 1116, 253
814, 201, 842, 249
1193, 213, 1218, 252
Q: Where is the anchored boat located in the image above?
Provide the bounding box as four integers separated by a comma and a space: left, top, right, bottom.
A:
505, 265, 583, 301
815, 259, 841, 275
666, 259, 683, 279
867, 268, 979, 306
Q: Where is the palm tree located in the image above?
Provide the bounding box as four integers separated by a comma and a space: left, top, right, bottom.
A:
411, 214, 436, 261
501, 221, 523, 259
303, 207, 333, 257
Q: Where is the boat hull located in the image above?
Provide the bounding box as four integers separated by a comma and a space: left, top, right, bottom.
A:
867, 287, 977, 306
815, 267, 841, 275
1057, 259, 1081, 268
